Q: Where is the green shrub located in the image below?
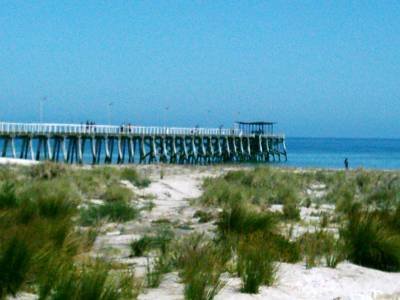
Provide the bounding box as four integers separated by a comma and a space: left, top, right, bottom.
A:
37, 194, 77, 220
366, 185, 398, 211
145, 255, 172, 289
131, 226, 175, 257
320, 213, 329, 228
80, 201, 138, 226
341, 208, 400, 271
18, 179, 79, 220
0, 237, 32, 298
0, 181, 17, 209
177, 234, 225, 300
194, 210, 213, 223
355, 170, 373, 193
201, 178, 245, 207
298, 231, 339, 269
217, 205, 277, 237
237, 233, 276, 294
29, 162, 67, 180
131, 236, 154, 257
282, 197, 300, 221
121, 168, 150, 188
103, 185, 133, 203
303, 197, 312, 208
50, 260, 128, 300
333, 183, 356, 214
272, 234, 301, 263
70, 169, 107, 199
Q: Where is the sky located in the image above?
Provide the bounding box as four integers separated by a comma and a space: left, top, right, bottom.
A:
1, 1, 400, 138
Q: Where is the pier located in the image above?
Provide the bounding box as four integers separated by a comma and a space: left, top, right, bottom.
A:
0, 121, 287, 164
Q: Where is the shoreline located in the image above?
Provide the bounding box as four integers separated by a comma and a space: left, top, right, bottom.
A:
1, 157, 399, 173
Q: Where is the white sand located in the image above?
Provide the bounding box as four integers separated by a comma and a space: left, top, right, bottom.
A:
0, 157, 38, 166
216, 262, 400, 300
134, 166, 400, 300
138, 262, 400, 300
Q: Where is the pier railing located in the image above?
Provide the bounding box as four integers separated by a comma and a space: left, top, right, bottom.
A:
0, 122, 285, 138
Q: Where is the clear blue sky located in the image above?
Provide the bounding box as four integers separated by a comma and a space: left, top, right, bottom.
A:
1, 1, 399, 138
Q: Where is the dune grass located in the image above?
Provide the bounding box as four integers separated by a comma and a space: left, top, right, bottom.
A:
0, 188, 80, 298
341, 205, 400, 271
297, 230, 342, 269
130, 226, 175, 257
46, 260, 137, 300
121, 167, 151, 188
2, 162, 400, 298
0, 181, 18, 209
0, 163, 147, 298
177, 234, 225, 300
79, 201, 138, 226
103, 184, 134, 203
237, 233, 276, 293
217, 204, 277, 238
199, 167, 400, 293
0, 236, 31, 298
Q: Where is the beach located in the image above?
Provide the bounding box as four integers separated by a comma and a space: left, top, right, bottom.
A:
2, 162, 400, 300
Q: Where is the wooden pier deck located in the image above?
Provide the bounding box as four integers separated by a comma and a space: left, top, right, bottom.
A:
0, 122, 287, 164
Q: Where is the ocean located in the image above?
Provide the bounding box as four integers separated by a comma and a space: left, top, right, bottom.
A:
2, 136, 400, 170
284, 138, 400, 170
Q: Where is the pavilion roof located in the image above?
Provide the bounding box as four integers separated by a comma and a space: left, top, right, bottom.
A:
235, 121, 276, 125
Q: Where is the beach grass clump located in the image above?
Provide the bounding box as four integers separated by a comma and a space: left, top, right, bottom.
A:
237, 233, 276, 294
28, 162, 67, 180
272, 234, 301, 263
69, 166, 121, 199
177, 234, 225, 300
80, 201, 138, 226
131, 236, 155, 257
331, 182, 357, 214
143, 228, 175, 288
364, 177, 400, 211
340, 206, 400, 271
298, 230, 341, 269
48, 260, 135, 300
217, 204, 277, 238
282, 194, 300, 221
121, 167, 151, 188
0, 166, 18, 182
201, 177, 245, 207
0, 236, 31, 298
130, 226, 174, 257
18, 179, 79, 220
145, 254, 173, 288
103, 184, 133, 203
0, 164, 148, 298
193, 210, 214, 223
79, 182, 137, 225
0, 188, 82, 298
201, 167, 309, 208
0, 181, 18, 209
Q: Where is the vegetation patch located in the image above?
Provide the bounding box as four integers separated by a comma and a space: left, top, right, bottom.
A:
80, 201, 138, 226
341, 206, 400, 271
237, 233, 276, 293
176, 234, 225, 300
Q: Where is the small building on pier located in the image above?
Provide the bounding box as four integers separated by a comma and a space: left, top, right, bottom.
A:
235, 121, 275, 135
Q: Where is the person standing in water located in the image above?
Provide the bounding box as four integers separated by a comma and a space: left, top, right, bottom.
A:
344, 158, 349, 170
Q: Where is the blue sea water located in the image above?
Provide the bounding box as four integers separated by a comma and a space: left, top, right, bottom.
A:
284, 138, 400, 170
2, 137, 400, 170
